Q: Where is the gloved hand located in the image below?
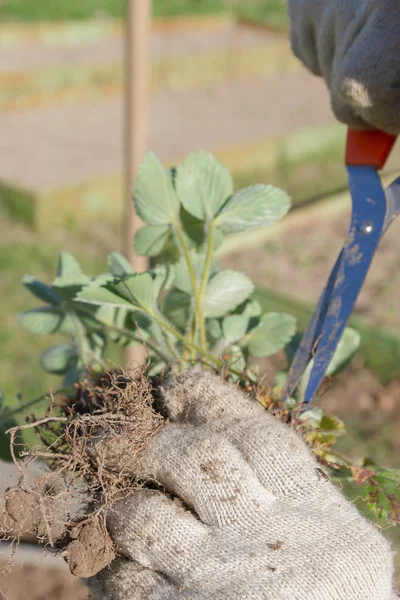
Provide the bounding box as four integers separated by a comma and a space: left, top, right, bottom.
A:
87, 370, 396, 599
288, 0, 400, 134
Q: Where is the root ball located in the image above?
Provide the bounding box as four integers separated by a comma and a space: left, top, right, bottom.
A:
2, 367, 165, 576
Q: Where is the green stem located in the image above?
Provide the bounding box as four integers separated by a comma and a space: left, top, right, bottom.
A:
199, 219, 216, 299
77, 296, 243, 376
189, 318, 197, 362
173, 223, 207, 351
181, 302, 196, 363
151, 312, 246, 378
162, 329, 182, 364
183, 219, 217, 361
149, 310, 221, 368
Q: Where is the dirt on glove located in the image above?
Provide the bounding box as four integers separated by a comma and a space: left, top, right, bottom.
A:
2, 367, 165, 578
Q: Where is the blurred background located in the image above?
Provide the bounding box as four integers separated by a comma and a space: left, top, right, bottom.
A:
0, 1, 400, 597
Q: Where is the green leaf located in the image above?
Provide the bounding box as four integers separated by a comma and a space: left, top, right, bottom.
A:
215, 185, 290, 233
365, 471, 400, 524
147, 361, 167, 377
53, 252, 90, 287
298, 407, 323, 427
176, 151, 233, 221
174, 251, 216, 295
22, 275, 63, 305
18, 306, 65, 335
78, 285, 137, 310
284, 396, 299, 411
203, 270, 254, 318
134, 152, 180, 225
243, 300, 262, 318
113, 273, 156, 311
151, 265, 176, 297
247, 313, 297, 357
222, 314, 249, 343
40, 344, 76, 374
62, 358, 82, 386
180, 207, 205, 247
225, 345, 246, 373
108, 252, 134, 276
58, 315, 75, 335
163, 289, 191, 331
320, 415, 345, 433
213, 229, 225, 250
96, 304, 118, 326
135, 315, 163, 343
375, 471, 400, 496
96, 305, 131, 345
174, 256, 193, 294
326, 328, 361, 376
206, 318, 222, 343
134, 225, 170, 257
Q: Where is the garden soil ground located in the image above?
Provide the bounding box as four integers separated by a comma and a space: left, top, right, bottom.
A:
0, 23, 332, 191
0, 71, 331, 192
0, 24, 278, 72
0, 560, 89, 600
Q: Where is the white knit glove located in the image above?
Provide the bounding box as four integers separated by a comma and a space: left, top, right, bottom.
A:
87, 370, 396, 600
288, 0, 400, 134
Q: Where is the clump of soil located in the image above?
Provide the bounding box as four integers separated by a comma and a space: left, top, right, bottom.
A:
4, 488, 35, 532
2, 367, 164, 578
63, 516, 116, 578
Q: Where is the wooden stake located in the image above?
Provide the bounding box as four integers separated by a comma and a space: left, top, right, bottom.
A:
124, 0, 151, 367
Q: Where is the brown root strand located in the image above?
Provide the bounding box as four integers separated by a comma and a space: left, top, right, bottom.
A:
1, 366, 164, 578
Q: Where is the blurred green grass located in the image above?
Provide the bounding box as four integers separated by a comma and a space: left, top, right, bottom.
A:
0, 0, 288, 28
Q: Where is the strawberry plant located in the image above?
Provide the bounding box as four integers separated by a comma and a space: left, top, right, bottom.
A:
1, 150, 399, 526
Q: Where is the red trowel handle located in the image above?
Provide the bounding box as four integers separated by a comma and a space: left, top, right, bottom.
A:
346, 129, 397, 169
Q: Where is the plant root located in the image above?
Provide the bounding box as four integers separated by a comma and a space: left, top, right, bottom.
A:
1, 366, 164, 578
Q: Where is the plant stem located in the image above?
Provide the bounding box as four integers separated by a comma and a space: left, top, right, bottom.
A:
181, 218, 216, 364
76, 293, 244, 376
162, 329, 182, 364
149, 310, 221, 368
199, 219, 216, 299
181, 302, 196, 363
173, 223, 207, 351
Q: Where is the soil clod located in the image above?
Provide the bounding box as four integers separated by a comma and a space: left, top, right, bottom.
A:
4, 488, 35, 529
63, 516, 116, 578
